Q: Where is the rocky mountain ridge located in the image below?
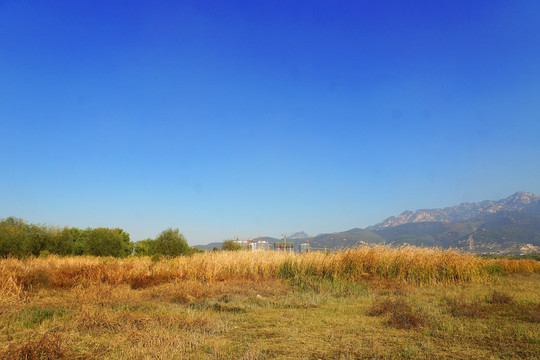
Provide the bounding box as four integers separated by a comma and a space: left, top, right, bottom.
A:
367, 192, 540, 231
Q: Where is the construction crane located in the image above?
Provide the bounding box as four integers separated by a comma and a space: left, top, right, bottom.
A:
281, 233, 294, 252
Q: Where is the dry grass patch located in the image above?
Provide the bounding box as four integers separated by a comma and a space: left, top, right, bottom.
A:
77, 307, 123, 332
522, 303, 540, 323
368, 297, 426, 329
150, 279, 289, 305
369, 278, 409, 296
76, 305, 224, 334
489, 290, 514, 304
445, 296, 488, 318
2, 333, 66, 360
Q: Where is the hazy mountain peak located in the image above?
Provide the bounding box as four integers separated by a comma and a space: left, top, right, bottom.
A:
505, 191, 540, 204
287, 231, 310, 240
368, 191, 540, 231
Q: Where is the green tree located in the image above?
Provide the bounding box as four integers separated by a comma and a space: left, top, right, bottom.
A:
25, 223, 52, 256
149, 228, 189, 257
0, 217, 28, 257
134, 239, 154, 256
46, 227, 88, 256
85, 228, 131, 257
65, 227, 84, 255
222, 240, 242, 251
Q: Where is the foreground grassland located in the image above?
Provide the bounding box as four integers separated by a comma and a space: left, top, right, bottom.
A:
1, 247, 539, 359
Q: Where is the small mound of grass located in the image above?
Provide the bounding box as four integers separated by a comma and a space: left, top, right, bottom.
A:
171, 292, 195, 305
446, 297, 488, 318
368, 298, 396, 316
488, 290, 513, 304
3, 333, 66, 360
212, 303, 247, 313
187, 299, 247, 313
523, 303, 540, 323
368, 298, 426, 329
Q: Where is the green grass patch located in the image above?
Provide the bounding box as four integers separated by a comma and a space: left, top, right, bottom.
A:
17, 306, 68, 328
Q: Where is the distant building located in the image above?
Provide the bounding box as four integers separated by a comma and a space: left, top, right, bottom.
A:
233, 239, 270, 251
251, 240, 270, 251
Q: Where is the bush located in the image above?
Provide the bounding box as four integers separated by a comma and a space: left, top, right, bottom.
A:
85, 228, 131, 257
149, 228, 190, 257
222, 240, 242, 251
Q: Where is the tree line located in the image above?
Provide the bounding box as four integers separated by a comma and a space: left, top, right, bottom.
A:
0, 217, 201, 258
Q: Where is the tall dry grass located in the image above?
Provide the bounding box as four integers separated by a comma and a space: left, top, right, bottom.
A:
277, 246, 539, 285
1, 246, 538, 297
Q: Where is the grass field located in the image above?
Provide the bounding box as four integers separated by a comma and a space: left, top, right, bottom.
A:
1, 247, 539, 359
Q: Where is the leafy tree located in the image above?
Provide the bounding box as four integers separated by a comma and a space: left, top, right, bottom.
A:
149, 228, 190, 257
222, 240, 242, 251
46, 227, 72, 255
134, 239, 154, 256
0, 217, 28, 257
85, 228, 131, 257
56, 227, 88, 256
25, 223, 51, 256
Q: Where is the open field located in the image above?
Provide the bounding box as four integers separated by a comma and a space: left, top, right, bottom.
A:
1, 247, 539, 359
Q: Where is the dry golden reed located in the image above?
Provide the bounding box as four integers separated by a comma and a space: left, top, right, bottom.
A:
1, 246, 538, 297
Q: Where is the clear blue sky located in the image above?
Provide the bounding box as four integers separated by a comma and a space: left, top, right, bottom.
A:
1, 1, 539, 244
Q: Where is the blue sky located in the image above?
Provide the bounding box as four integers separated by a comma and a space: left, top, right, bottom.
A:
1, 1, 540, 244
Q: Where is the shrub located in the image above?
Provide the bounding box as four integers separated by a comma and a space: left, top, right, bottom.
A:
149, 228, 190, 257
222, 240, 242, 251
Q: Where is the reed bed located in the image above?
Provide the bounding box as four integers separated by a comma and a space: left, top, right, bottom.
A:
1, 246, 539, 297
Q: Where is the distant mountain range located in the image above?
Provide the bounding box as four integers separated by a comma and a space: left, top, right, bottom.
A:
367, 191, 540, 231
194, 192, 540, 254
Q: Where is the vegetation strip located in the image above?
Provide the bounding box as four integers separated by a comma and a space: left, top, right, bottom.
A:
1, 246, 539, 299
